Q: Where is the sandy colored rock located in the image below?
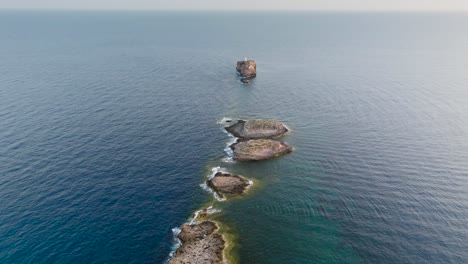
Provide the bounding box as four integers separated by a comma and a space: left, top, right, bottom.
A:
168, 221, 225, 264
236, 60, 256, 81
207, 172, 250, 199
225, 119, 289, 139
231, 139, 292, 161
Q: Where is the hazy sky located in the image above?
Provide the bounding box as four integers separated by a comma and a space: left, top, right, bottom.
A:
1, 0, 468, 11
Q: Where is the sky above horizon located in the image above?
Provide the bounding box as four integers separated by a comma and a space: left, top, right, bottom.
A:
1, 0, 468, 11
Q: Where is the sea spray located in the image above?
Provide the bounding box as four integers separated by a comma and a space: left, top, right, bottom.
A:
217, 117, 235, 126
223, 135, 238, 163
218, 117, 239, 163
167, 227, 182, 261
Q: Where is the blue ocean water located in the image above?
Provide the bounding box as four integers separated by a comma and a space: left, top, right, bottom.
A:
1, 11, 468, 263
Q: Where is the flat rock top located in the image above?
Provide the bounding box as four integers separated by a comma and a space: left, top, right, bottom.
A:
168, 221, 225, 264
226, 119, 288, 139
231, 139, 292, 161
177, 221, 218, 243
207, 172, 250, 198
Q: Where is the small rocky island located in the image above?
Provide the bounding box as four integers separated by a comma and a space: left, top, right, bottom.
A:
168, 221, 225, 264
236, 59, 256, 83
231, 139, 293, 161
207, 171, 251, 199
225, 119, 289, 139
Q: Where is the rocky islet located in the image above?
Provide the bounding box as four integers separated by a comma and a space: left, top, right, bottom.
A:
207, 172, 251, 199
230, 138, 293, 161
225, 119, 289, 139
236, 59, 256, 83
168, 60, 294, 263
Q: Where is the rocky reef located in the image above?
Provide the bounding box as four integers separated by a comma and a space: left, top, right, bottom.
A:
207, 172, 251, 199
225, 119, 289, 139
236, 60, 256, 83
231, 139, 292, 161
168, 221, 225, 264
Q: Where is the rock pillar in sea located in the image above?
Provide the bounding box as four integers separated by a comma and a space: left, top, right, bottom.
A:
236, 59, 256, 83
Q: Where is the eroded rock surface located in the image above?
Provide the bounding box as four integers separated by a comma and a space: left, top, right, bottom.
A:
231, 139, 292, 161
168, 221, 225, 264
207, 172, 250, 199
225, 119, 288, 139
236, 60, 256, 82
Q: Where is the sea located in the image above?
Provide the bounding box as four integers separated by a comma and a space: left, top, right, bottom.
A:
1, 11, 467, 264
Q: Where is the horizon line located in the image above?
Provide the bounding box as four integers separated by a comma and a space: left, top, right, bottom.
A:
1, 8, 468, 13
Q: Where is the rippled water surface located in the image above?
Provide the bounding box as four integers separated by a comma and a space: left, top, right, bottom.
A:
1, 11, 468, 263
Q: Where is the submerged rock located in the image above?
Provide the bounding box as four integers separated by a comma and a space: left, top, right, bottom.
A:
168, 221, 225, 264
236, 60, 256, 80
225, 119, 289, 139
195, 206, 221, 219
231, 139, 292, 161
207, 172, 250, 199
240, 77, 254, 84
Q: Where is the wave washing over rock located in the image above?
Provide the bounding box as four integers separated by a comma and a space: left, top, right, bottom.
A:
218, 118, 239, 163
200, 167, 228, 201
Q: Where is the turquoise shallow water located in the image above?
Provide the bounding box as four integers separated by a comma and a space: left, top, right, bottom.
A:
1, 11, 468, 263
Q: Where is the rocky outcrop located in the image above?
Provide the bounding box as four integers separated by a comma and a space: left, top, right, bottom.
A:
231, 139, 292, 161
236, 60, 256, 83
225, 119, 289, 139
207, 172, 250, 199
168, 221, 225, 264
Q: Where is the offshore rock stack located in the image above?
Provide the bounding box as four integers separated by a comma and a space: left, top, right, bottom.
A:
207, 171, 251, 200
236, 59, 256, 84
167, 60, 293, 263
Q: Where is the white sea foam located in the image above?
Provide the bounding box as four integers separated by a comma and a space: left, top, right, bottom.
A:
223, 134, 238, 163
217, 117, 235, 126
189, 206, 222, 224
166, 227, 182, 262
172, 227, 181, 235
189, 210, 201, 225
245, 179, 254, 193
202, 206, 222, 215
217, 117, 239, 163
200, 182, 226, 201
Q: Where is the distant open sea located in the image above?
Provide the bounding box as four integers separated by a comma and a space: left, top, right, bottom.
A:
1, 10, 468, 263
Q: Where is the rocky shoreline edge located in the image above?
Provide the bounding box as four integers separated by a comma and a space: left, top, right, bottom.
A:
168, 207, 228, 264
